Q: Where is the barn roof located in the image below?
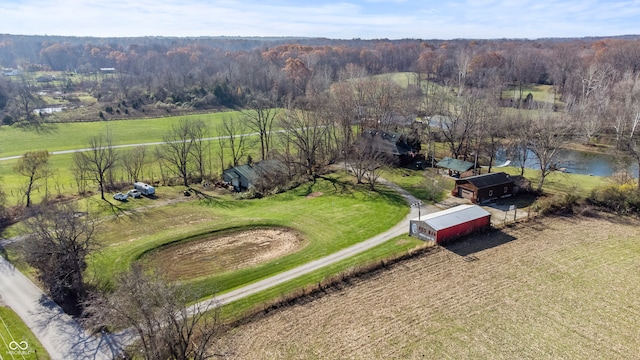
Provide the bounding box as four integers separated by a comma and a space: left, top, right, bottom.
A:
418, 204, 491, 231
436, 157, 474, 173
456, 172, 513, 189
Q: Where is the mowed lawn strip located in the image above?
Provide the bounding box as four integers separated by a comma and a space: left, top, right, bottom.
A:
0, 111, 250, 157
0, 306, 50, 359
89, 176, 408, 301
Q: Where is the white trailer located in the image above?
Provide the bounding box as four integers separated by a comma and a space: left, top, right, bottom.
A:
134, 182, 155, 196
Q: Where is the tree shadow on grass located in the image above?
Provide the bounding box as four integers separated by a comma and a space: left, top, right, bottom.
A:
443, 229, 518, 257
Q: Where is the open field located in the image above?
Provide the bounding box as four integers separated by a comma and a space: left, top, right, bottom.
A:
217, 214, 640, 359
143, 227, 305, 281
0, 111, 245, 157
0, 306, 50, 359
85, 175, 408, 300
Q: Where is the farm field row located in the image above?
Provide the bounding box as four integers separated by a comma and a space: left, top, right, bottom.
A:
216, 214, 640, 359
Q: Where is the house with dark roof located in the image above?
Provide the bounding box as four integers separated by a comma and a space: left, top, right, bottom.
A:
452, 172, 515, 204
361, 129, 418, 165
222, 159, 287, 191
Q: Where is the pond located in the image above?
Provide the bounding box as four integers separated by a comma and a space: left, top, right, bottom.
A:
494, 147, 638, 178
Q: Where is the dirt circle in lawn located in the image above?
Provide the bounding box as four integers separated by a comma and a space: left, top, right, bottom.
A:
143, 228, 305, 281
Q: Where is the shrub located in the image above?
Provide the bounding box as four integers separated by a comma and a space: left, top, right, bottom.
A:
532, 192, 581, 215
2, 115, 14, 125
588, 182, 640, 214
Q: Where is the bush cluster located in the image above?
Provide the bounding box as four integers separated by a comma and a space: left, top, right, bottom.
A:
588, 182, 640, 214
531, 192, 581, 215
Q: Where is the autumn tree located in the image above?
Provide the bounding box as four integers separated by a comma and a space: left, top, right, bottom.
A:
73, 135, 118, 201
21, 203, 98, 315
14, 150, 49, 207
88, 265, 221, 360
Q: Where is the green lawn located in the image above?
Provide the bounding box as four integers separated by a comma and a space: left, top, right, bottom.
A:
89, 175, 409, 301
0, 306, 50, 359
0, 111, 247, 157
500, 166, 611, 197
381, 167, 454, 202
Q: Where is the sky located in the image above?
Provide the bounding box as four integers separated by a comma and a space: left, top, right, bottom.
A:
1, 0, 640, 40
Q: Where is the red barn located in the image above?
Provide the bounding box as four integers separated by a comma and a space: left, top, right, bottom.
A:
409, 205, 491, 245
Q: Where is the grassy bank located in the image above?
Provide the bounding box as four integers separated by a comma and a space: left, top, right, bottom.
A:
0, 306, 50, 359
89, 175, 408, 300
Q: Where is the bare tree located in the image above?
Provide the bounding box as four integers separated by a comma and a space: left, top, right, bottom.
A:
12, 74, 45, 124
217, 115, 249, 168
156, 119, 206, 187
13, 150, 49, 207
73, 135, 118, 201
189, 119, 210, 181
280, 104, 331, 176
90, 265, 221, 360
350, 132, 396, 190
527, 103, 574, 192
122, 146, 147, 183
243, 94, 278, 161
611, 72, 640, 189
21, 203, 98, 315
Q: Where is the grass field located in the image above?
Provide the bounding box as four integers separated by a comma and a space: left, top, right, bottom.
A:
88, 175, 408, 301
0, 111, 246, 157
0, 306, 49, 359
216, 214, 640, 359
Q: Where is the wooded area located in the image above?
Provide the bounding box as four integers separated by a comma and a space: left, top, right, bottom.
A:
2, 34, 640, 198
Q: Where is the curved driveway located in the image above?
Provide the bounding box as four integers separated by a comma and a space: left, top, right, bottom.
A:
1, 147, 438, 358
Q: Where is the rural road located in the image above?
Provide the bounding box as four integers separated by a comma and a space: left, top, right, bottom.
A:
0, 146, 439, 358
191, 179, 440, 311
0, 256, 118, 360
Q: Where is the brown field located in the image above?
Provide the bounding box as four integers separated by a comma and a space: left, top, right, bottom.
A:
144, 228, 305, 281
216, 214, 640, 359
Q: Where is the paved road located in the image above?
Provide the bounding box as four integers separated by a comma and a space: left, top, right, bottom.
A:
1, 171, 438, 358
0, 256, 118, 360
190, 179, 440, 311
0, 131, 274, 162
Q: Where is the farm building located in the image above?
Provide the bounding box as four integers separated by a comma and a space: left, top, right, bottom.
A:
223, 159, 287, 191
409, 204, 491, 245
452, 172, 515, 204
436, 157, 475, 177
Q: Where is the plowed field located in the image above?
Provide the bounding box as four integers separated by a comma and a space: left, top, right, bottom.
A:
218, 214, 640, 359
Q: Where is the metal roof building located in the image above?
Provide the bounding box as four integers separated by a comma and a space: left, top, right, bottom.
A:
409, 204, 491, 245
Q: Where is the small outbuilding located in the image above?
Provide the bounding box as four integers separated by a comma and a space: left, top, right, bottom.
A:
409, 204, 491, 245
436, 157, 474, 177
452, 172, 515, 204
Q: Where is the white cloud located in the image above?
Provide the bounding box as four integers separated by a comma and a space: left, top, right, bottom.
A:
0, 0, 639, 39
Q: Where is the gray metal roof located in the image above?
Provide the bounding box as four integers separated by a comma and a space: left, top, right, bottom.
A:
436, 157, 474, 173
415, 204, 491, 231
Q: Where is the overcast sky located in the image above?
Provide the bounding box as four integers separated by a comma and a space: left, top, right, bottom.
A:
1, 0, 639, 40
